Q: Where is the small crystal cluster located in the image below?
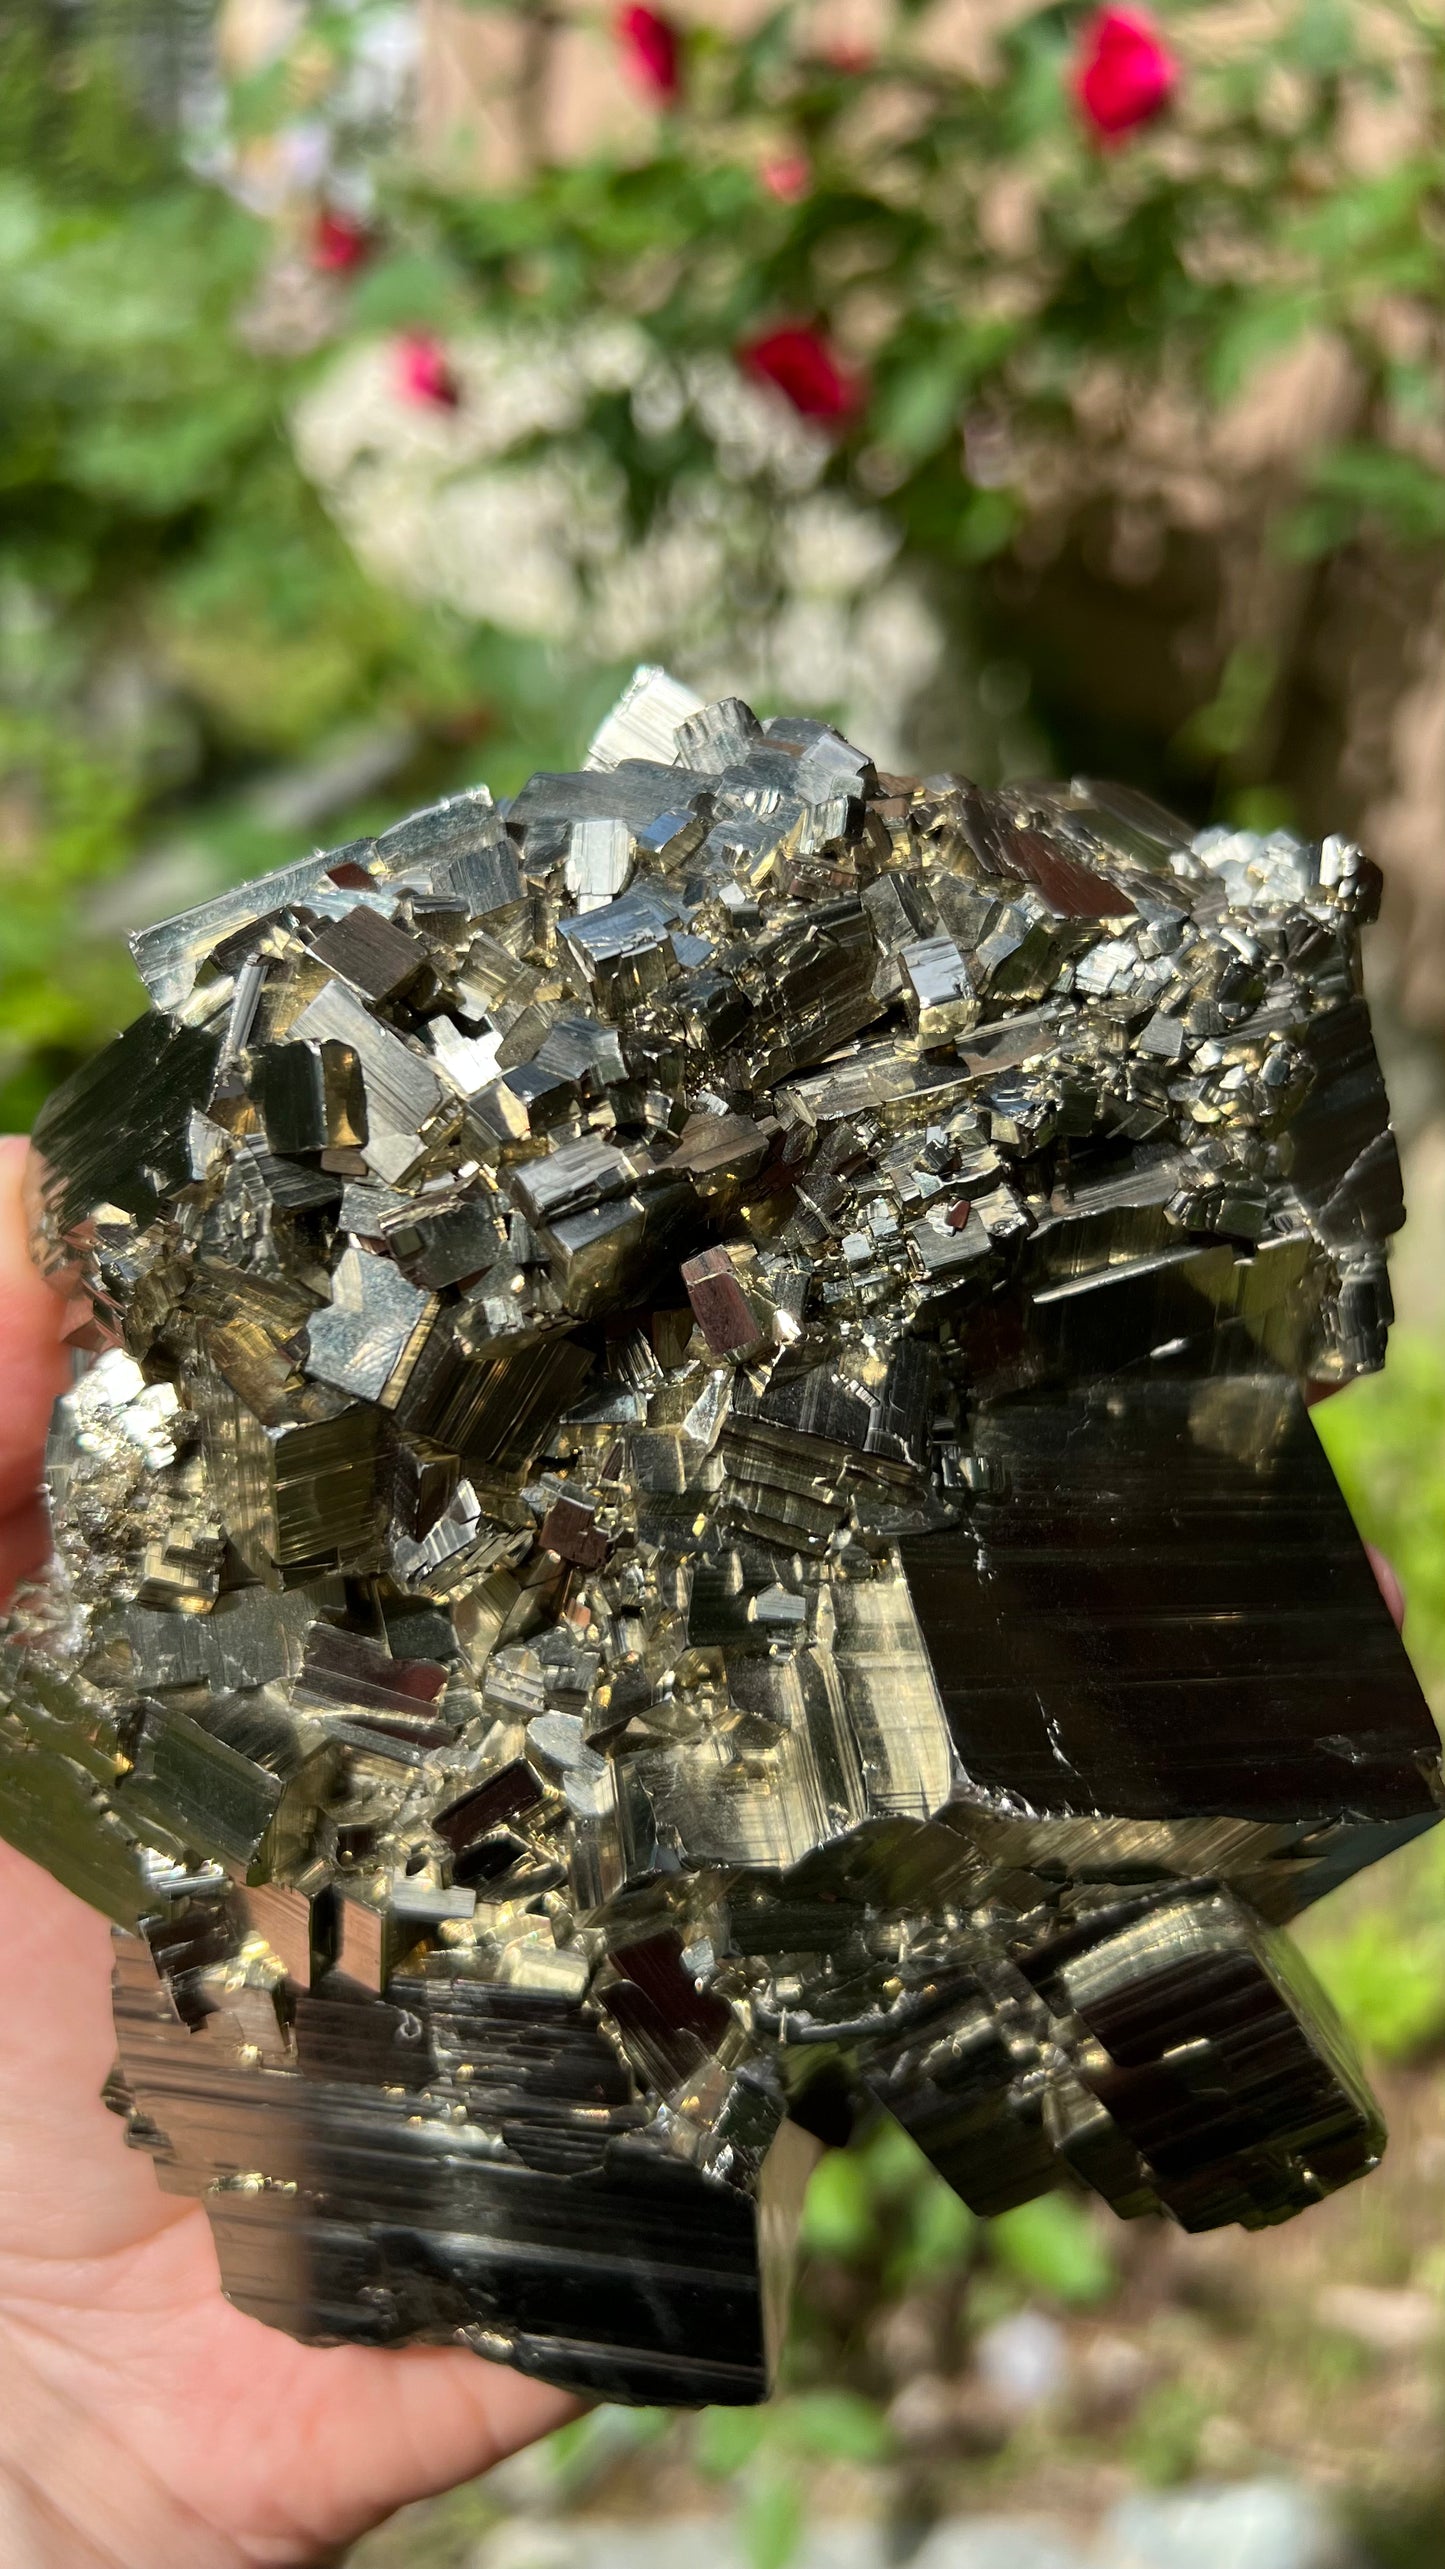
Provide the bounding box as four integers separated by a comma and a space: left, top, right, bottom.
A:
4, 666, 1438, 2405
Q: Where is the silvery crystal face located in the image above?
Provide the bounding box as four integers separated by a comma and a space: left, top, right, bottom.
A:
3, 665, 1438, 2406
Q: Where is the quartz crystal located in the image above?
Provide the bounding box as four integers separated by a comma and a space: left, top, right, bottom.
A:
4, 667, 1438, 2404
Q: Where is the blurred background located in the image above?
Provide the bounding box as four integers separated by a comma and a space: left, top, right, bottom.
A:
8, 1, 1445, 2560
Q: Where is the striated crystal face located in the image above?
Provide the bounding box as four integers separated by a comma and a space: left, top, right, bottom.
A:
4, 666, 1439, 2405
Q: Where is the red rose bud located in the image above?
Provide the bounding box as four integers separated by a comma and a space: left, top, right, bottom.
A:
616, 4, 681, 102
396, 332, 461, 411
760, 152, 811, 203
1074, 7, 1177, 142
311, 208, 372, 274
739, 325, 864, 425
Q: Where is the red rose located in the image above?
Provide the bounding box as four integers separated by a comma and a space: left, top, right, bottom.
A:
396, 333, 460, 411
311, 208, 372, 275
739, 325, 865, 424
760, 153, 811, 203
1073, 7, 1177, 142
616, 4, 681, 103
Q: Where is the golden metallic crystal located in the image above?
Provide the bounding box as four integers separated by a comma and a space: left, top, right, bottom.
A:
2, 666, 1437, 2404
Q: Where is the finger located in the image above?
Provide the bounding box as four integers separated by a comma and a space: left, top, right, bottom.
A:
1365, 1542, 1405, 1632
0, 1501, 52, 1609
0, 1140, 70, 1525
214, 2343, 579, 2555
126, 2318, 581, 2560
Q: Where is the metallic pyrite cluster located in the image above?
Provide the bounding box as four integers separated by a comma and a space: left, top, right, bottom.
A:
4, 666, 1438, 2405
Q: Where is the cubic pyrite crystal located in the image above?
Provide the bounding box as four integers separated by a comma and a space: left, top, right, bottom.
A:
4, 666, 1439, 2403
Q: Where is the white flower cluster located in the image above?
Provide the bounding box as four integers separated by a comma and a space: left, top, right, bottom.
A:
291, 320, 945, 765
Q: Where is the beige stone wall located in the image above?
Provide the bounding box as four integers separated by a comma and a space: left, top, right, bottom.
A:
410, 1, 1039, 185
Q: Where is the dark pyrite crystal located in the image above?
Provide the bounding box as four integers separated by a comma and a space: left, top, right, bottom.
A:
5, 665, 1439, 2401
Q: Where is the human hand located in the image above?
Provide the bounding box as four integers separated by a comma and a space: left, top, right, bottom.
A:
0, 1138, 574, 2569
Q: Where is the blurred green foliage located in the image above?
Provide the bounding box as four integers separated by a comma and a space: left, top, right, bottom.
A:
11, 2, 1445, 1129
987, 2195, 1116, 2310
1123, 2382, 1211, 2489
0, 6, 623, 1125
0, 13, 312, 1104
1317, 1338, 1445, 1694
1304, 1349, 1445, 2058
793, 2113, 1116, 2319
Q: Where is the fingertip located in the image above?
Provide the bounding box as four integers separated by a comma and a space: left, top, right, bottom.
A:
0, 1500, 51, 1614
0, 1140, 70, 1523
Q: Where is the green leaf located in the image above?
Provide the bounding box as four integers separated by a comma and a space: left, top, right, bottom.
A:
897, 2172, 977, 2280
742, 2472, 804, 2569
1308, 1907, 1445, 2060
1126, 2382, 1211, 2488
0, 178, 41, 266
62, 379, 273, 511
798, 2145, 878, 2258
861, 2113, 935, 2187
780, 2390, 894, 2464
1227, 785, 1298, 835
1314, 1336, 1445, 1699
1208, 290, 1320, 404
996, 17, 1074, 152
546, 2406, 671, 2502
956, 488, 1019, 561
694, 2406, 770, 2477
987, 2193, 1117, 2306
1174, 642, 1278, 764
872, 356, 965, 462
347, 249, 473, 332
1288, 163, 1434, 266
1301, 444, 1445, 547
1286, 0, 1360, 77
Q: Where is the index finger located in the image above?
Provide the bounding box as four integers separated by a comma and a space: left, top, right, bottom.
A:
0, 1139, 71, 1599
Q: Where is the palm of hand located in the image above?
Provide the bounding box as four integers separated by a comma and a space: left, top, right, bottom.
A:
0, 1142, 572, 2568
0, 1846, 570, 2566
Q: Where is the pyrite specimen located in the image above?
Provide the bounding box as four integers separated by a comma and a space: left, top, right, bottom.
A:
5, 665, 1439, 2404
